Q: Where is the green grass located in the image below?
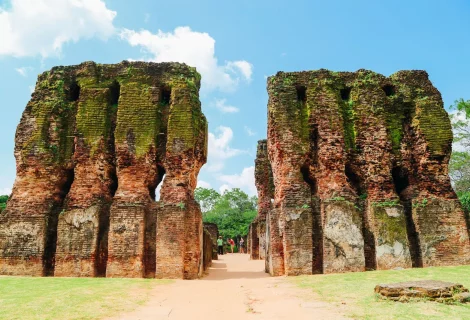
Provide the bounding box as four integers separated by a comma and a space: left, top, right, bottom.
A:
0, 276, 172, 320
292, 265, 470, 320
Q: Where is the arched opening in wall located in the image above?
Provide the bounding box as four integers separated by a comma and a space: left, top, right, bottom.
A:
382, 85, 395, 97
392, 166, 423, 268
144, 165, 166, 278
340, 87, 351, 101
67, 82, 81, 102
296, 85, 307, 103
43, 168, 75, 276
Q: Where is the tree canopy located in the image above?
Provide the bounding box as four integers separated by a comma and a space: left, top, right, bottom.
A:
195, 187, 257, 240
0, 195, 8, 212
449, 99, 470, 212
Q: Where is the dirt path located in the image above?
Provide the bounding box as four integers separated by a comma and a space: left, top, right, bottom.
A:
109, 254, 349, 320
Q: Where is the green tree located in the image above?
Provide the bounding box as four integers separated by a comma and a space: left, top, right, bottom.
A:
450, 98, 470, 213
0, 195, 8, 212
195, 187, 257, 239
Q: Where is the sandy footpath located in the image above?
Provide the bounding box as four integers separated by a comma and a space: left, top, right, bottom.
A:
108, 254, 349, 320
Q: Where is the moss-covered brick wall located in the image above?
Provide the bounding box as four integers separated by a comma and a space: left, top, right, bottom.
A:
0, 61, 208, 279
265, 69, 470, 276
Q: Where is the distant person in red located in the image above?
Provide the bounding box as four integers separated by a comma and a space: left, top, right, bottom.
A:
228, 238, 235, 253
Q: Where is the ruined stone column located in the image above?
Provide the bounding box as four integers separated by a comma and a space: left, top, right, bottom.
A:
156, 80, 207, 280
0, 69, 77, 276
55, 65, 119, 277
252, 140, 274, 261
392, 71, 470, 268
348, 72, 412, 271
0, 61, 207, 279
263, 69, 469, 276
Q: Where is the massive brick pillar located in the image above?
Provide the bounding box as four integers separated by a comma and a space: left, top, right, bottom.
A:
263, 69, 469, 276
106, 76, 162, 278
253, 140, 274, 261
348, 75, 412, 271
0, 70, 77, 276
55, 83, 118, 277
1, 61, 207, 279
267, 78, 314, 275
156, 82, 207, 280
308, 80, 365, 274
392, 71, 470, 267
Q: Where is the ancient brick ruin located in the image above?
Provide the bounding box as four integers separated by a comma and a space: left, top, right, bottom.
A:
204, 222, 219, 260
265, 69, 470, 276
0, 61, 208, 279
249, 140, 273, 265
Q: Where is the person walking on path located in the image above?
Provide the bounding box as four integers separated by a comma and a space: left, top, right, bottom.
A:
239, 237, 245, 253
229, 238, 235, 253
217, 236, 224, 255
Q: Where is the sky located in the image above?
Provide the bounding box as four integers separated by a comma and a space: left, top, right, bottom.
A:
0, 0, 470, 197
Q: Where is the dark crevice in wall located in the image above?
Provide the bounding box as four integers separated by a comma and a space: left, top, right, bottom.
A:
144, 165, 165, 278
67, 82, 81, 102
296, 85, 307, 103
157, 86, 171, 163
392, 166, 423, 268
340, 87, 351, 101
95, 204, 111, 277
109, 81, 120, 106
302, 125, 323, 274
43, 169, 75, 276
345, 164, 376, 271
382, 85, 396, 97
95, 82, 121, 277
160, 86, 171, 106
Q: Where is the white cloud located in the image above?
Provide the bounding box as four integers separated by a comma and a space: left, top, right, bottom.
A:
0, 0, 116, 58
15, 66, 32, 77
244, 126, 256, 136
206, 126, 244, 172
218, 166, 256, 196
119, 26, 253, 92
197, 180, 211, 189
0, 187, 12, 195
214, 98, 239, 113
226, 60, 253, 82
219, 184, 230, 195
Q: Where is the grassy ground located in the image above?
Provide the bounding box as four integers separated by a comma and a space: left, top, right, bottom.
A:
0, 276, 171, 320
292, 265, 470, 320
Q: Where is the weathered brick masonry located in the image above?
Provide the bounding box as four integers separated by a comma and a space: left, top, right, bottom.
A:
249, 140, 274, 263
0, 61, 207, 279
265, 69, 470, 276
204, 222, 219, 260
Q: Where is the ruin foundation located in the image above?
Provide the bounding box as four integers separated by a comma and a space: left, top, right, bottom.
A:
264, 69, 470, 276
0, 61, 207, 279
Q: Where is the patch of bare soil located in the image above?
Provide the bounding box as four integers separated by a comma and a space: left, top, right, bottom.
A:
107, 254, 349, 320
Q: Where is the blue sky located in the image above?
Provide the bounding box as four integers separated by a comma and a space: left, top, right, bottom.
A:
0, 0, 470, 196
